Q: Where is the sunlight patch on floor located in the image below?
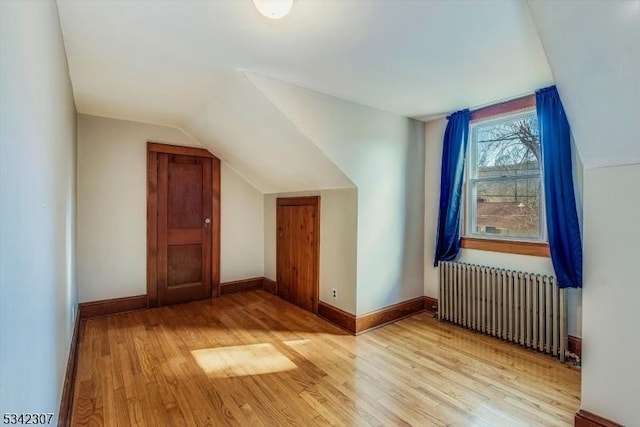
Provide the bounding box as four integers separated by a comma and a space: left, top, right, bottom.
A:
282, 338, 312, 348
191, 343, 297, 377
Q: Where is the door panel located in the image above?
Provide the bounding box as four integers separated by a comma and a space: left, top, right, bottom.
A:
168, 160, 204, 229
167, 244, 203, 286
277, 197, 319, 313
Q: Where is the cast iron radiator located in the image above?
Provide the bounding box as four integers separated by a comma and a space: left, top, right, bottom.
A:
438, 261, 567, 362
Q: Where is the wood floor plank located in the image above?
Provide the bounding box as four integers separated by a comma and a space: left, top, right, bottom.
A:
71, 290, 580, 426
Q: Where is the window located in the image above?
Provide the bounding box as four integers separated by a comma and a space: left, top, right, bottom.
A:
463, 98, 549, 255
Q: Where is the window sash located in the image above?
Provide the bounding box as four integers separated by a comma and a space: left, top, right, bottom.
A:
468, 109, 539, 180
466, 172, 546, 242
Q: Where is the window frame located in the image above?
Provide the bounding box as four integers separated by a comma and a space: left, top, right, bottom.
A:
461, 97, 550, 257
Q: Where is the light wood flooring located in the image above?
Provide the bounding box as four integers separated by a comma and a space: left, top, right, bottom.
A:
71, 290, 580, 426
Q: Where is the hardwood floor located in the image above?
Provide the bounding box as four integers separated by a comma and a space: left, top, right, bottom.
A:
71, 290, 580, 426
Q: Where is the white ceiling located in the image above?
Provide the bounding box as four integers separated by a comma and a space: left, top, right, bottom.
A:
528, 0, 640, 170
57, 0, 555, 191
181, 70, 354, 193
58, 0, 552, 120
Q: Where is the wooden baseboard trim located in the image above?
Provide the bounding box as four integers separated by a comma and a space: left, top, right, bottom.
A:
58, 310, 80, 426
568, 335, 582, 358
356, 296, 425, 334
318, 301, 356, 333
575, 409, 622, 427
318, 296, 428, 335
79, 277, 273, 320
220, 277, 264, 295
424, 296, 438, 314
79, 295, 148, 319
262, 277, 277, 294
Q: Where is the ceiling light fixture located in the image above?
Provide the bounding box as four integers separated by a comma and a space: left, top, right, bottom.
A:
253, 0, 294, 20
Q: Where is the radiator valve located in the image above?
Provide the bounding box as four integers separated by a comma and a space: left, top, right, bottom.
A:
565, 351, 581, 367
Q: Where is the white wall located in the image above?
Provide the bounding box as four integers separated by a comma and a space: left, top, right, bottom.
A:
264, 189, 358, 314
424, 118, 447, 297
0, 1, 77, 421
248, 74, 425, 315
77, 114, 263, 302
580, 163, 640, 425
221, 162, 264, 282
528, 0, 640, 170
424, 117, 583, 337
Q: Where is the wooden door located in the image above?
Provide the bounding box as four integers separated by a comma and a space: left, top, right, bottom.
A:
276, 196, 319, 313
147, 143, 221, 307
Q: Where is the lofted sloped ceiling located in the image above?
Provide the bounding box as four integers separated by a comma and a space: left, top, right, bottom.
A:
181, 71, 354, 193
57, 0, 552, 192
528, 0, 640, 170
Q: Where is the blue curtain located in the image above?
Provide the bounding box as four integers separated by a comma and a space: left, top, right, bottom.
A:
434, 109, 470, 266
536, 86, 582, 288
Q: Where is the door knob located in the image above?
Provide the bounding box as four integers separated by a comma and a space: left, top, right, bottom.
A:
204, 217, 211, 225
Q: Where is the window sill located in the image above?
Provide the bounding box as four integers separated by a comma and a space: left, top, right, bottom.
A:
461, 237, 550, 257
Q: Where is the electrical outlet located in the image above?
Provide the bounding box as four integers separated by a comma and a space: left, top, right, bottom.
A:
332, 288, 337, 299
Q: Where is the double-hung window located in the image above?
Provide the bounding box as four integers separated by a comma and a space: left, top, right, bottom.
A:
463, 97, 549, 255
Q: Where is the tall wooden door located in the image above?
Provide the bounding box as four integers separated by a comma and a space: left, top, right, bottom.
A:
276, 196, 320, 314
147, 143, 221, 307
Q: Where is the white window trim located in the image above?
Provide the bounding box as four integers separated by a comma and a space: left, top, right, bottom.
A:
463, 109, 548, 243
